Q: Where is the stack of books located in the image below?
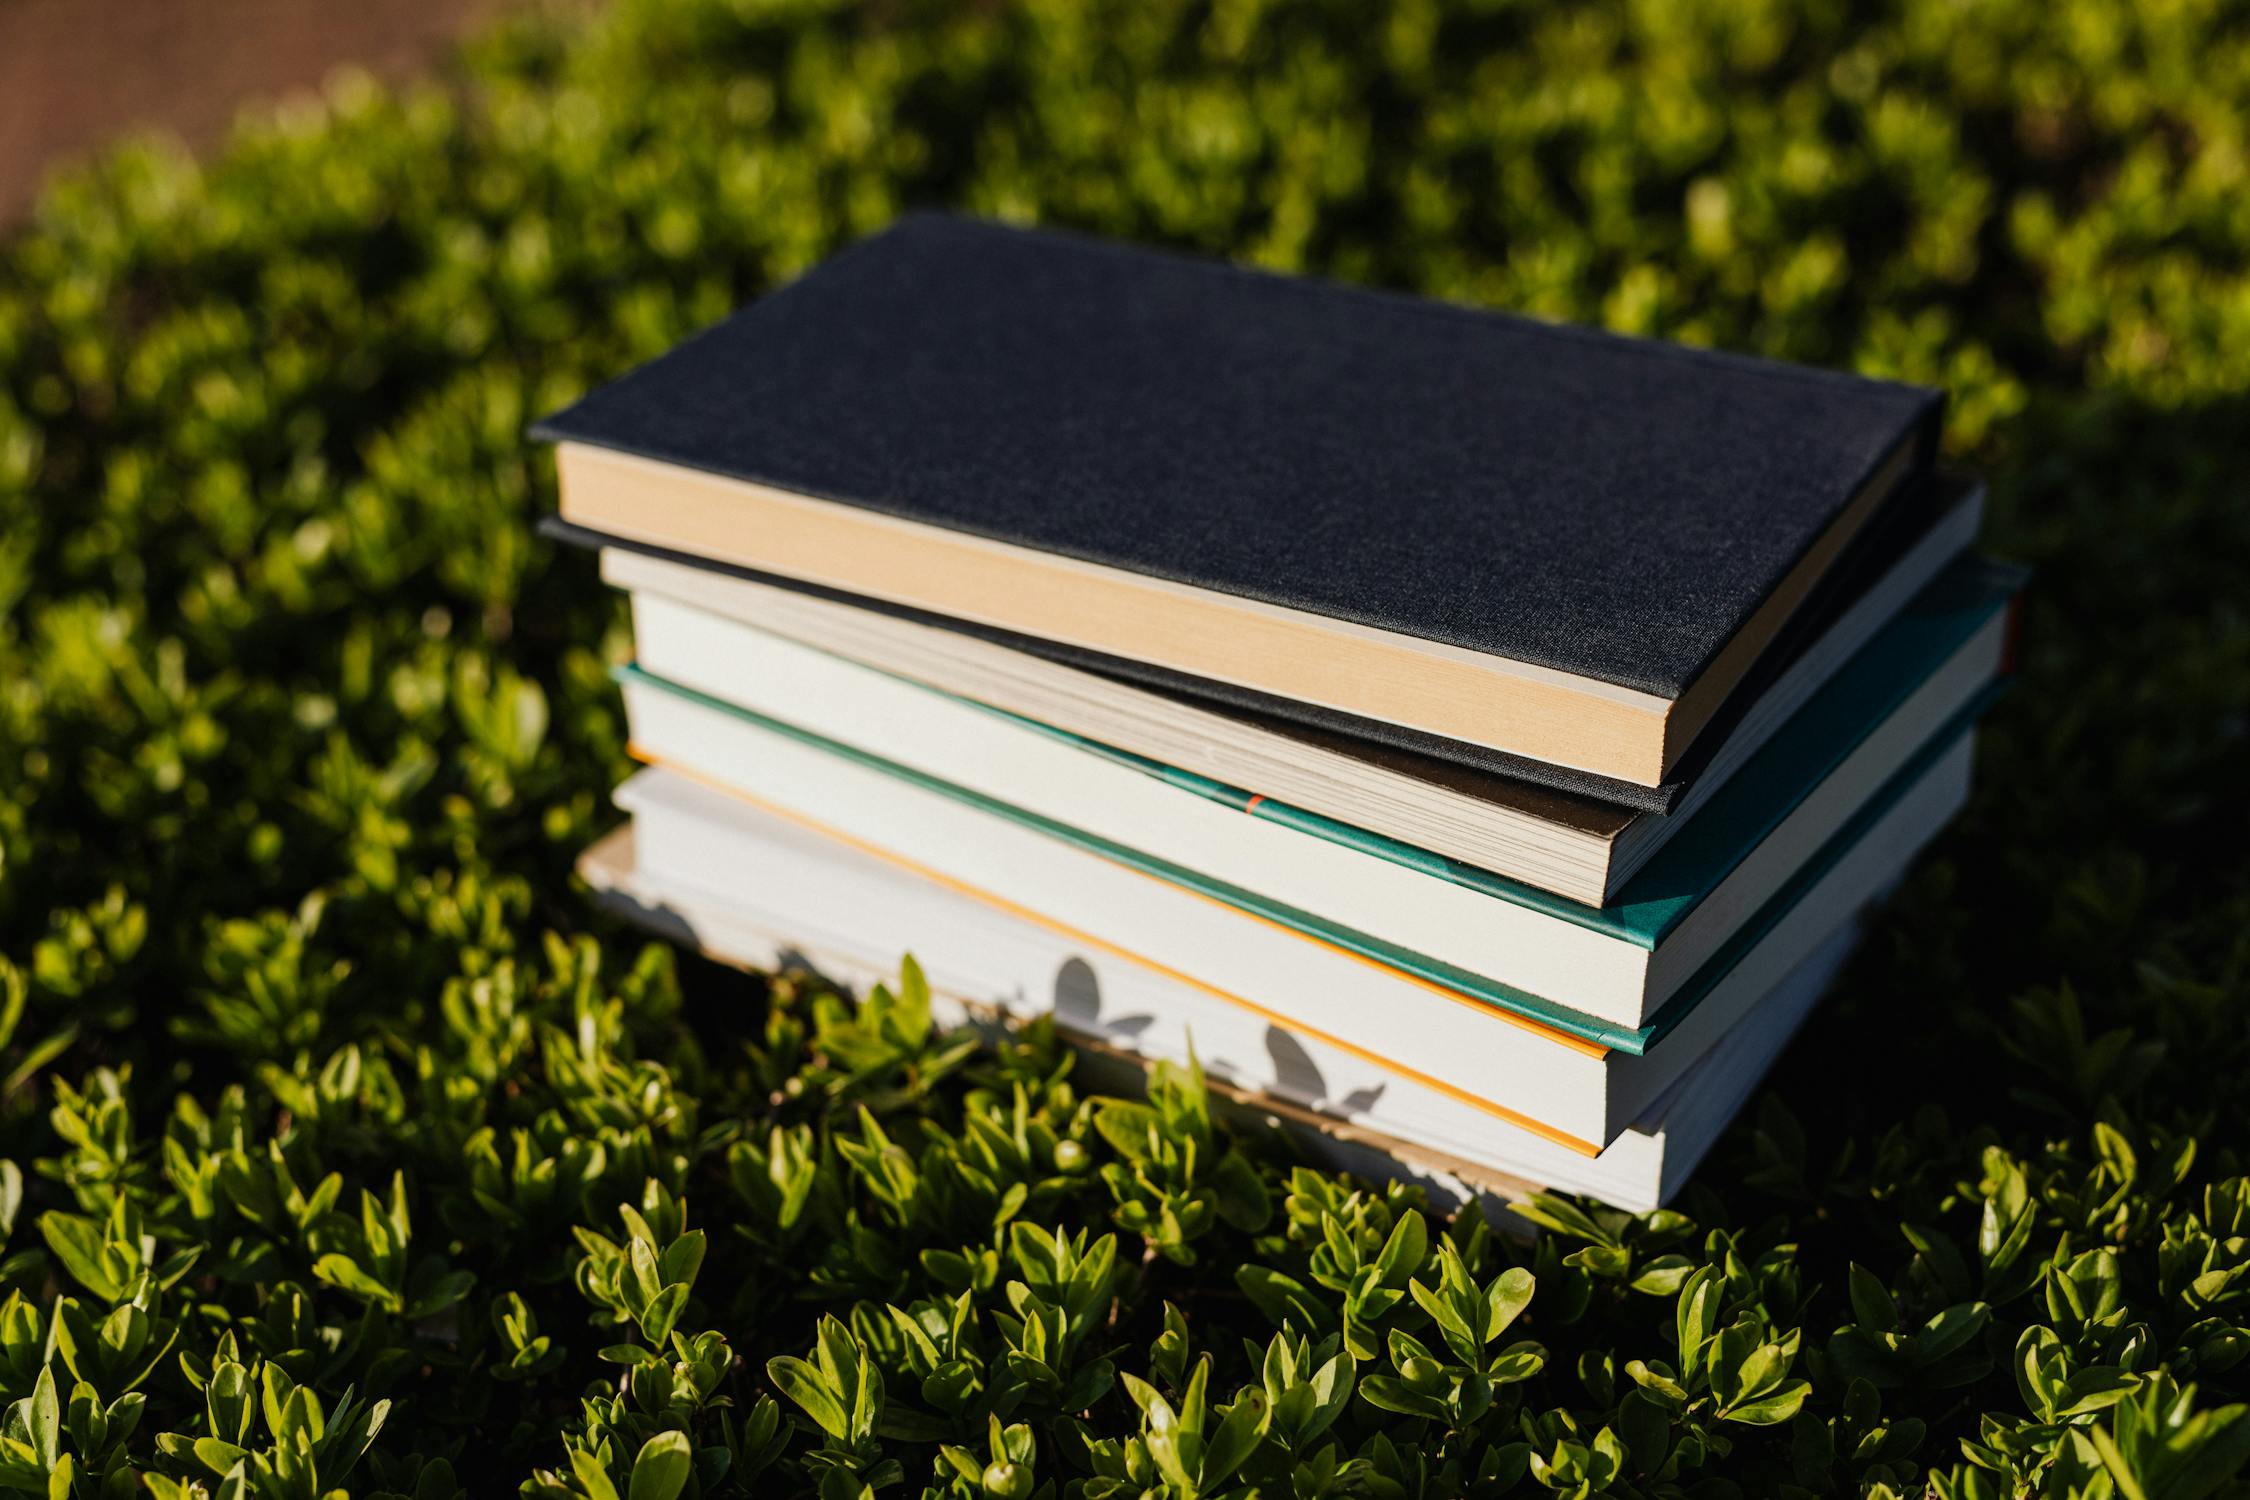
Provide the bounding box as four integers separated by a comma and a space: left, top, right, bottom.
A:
538, 215, 2021, 1212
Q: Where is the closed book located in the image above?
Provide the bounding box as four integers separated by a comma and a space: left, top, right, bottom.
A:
590, 484, 1984, 899
580, 809, 1868, 1213
536, 213, 1940, 789
612, 681, 1981, 1151
616, 557, 2018, 1031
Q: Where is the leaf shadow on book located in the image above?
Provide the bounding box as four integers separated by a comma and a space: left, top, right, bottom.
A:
1051, 955, 1386, 1117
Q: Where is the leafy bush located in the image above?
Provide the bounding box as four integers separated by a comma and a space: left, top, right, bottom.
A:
2, 0, 2248, 1494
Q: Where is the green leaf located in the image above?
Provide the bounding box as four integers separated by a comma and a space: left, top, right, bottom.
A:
1915, 1302, 1991, 1363
627, 1431, 693, 1500
569, 1444, 624, 1500
1201, 1391, 1271, 1486
193, 1437, 249, 1478
1618, 1388, 1671, 1471
1734, 1338, 1794, 1403
1724, 1380, 1813, 1426
1629, 1255, 1697, 1297
2142, 1406, 2250, 1500
1510, 1193, 1615, 1246
1091, 1102, 1163, 1164
29, 1366, 59, 1469
37, 1214, 120, 1301
1236, 1265, 1333, 1334
312, 1253, 402, 1312
768, 1356, 850, 1441
1209, 1151, 1272, 1232
1675, 1268, 1722, 1380
1486, 1267, 1536, 1342
1848, 1265, 1899, 1336
1358, 1375, 1450, 1423
637, 1283, 690, 1345
2057, 1368, 2142, 1418
1373, 1212, 1428, 1283
0, 1162, 21, 1241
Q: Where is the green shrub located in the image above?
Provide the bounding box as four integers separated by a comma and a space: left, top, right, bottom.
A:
2, 0, 2249, 1493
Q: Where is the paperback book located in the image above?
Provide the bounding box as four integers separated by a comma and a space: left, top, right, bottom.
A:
583, 785, 1872, 1214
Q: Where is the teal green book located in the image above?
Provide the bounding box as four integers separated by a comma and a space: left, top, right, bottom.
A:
615, 560, 2018, 1054
619, 664, 1997, 1055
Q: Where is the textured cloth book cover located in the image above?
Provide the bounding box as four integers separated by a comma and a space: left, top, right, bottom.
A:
536, 213, 1941, 703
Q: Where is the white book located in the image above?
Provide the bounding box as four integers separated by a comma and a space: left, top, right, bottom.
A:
614, 682, 1974, 1152
584, 781, 1867, 1212
598, 485, 1981, 904
618, 581, 2004, 1030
